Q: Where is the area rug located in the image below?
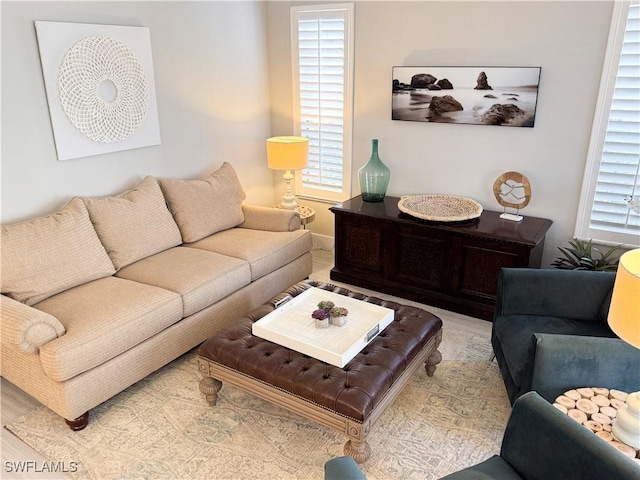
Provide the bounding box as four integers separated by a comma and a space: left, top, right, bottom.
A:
5, 323, 510, 480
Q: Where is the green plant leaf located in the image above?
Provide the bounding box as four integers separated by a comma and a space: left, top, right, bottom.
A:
553, 239, 621, 271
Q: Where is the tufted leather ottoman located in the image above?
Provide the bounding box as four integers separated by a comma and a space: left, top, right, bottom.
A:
197, 280, 443, 463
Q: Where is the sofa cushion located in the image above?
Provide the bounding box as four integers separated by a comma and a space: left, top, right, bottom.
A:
35, 276, 183, 382
158, 162, 246, 243
116, 247, 251, 316
493, 314, 616, 387
83, 176, 182, 270
1, 198, 116, 306
187, 228, 312, 281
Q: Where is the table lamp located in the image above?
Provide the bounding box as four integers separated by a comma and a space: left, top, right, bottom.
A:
267, 136, 309, 209
607, 247, 640, 449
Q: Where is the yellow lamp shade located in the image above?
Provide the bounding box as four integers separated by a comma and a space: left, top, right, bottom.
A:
266, 136, 309, 171
608, 248, 640, 348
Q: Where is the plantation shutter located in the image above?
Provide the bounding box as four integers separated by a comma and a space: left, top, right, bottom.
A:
577, 2, 640, 246
291, 5, 353, 202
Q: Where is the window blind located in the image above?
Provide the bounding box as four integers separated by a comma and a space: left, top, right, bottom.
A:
589, 3, 640, 240
291, 5, 353, 202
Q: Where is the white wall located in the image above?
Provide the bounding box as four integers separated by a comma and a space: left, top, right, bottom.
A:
1, 1, 273, 224
267, 1, 615, 266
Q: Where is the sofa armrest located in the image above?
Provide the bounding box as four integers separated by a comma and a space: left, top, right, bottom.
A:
239, 204, 300, 232
522, 333, 640, 403
0, 294, 65, 354
494, 268, 615, 321
501, 392, 639, 480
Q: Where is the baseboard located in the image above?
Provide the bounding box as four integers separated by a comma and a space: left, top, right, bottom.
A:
312, 233, 334, 251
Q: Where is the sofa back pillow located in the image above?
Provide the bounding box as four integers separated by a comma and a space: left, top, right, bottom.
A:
83, 176, 183, 270
158, 162, 246, 243
1, 197, 116, 306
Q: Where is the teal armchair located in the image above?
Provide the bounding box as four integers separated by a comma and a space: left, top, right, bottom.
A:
324, 392, 640, 480
491, 268, 639, 405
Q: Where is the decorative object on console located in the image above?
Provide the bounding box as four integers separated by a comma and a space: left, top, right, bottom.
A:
267, 136, 309, 209
607, 248, 640, 449
493, 171, 531, 221
34, 21, 161, 161
392, 66, 541, 127
358, 139, 390, 202
397, 194, 483, 222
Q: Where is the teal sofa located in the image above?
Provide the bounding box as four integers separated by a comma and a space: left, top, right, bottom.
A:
324, 392, 640, 480
491, 268, 640, 405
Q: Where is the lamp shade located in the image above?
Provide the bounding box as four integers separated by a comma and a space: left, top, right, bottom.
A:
608, 248, 640, 348
266, 136, 309, 171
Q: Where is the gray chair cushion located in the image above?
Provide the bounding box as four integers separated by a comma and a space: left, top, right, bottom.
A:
493, 314, 615, 386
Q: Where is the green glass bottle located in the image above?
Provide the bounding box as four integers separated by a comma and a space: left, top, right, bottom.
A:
358, 139, 390, 202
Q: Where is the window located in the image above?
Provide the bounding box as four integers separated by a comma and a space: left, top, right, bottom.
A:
575, 1, 640, 247
291, 3, 354, 202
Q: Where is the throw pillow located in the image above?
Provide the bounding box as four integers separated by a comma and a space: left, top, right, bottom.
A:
158, 162, 246, 243
1, 197, 116, 306
83, 176, 183, 270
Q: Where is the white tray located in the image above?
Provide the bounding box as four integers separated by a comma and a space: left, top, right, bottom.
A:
252, 287, 394, 368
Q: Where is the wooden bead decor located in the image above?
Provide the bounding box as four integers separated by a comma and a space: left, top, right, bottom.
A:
554, 395, 575, 410
564, 389, 581, 401
555, 388, 640, 462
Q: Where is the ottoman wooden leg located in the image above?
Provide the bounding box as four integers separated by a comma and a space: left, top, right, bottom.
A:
199, 377, 223, 406
425, 349, 443, 377
344, 439, 372, 464
425, 329, 443, 377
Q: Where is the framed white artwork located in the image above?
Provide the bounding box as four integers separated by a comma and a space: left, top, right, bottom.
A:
34, 21, 161, 161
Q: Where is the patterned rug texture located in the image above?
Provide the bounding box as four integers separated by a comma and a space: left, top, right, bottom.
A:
6, 323, 510, 480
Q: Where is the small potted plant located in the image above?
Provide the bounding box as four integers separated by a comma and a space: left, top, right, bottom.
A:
551, 239, 621, 272
312, 308, 330, 329
317, 300, 335, 310
329, 306, 349, 327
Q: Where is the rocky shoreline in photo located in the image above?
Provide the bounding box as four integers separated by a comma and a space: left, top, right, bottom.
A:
392, 69, 534, 126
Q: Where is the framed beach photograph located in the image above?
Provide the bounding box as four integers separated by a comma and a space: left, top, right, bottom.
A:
392, 66, 541, 127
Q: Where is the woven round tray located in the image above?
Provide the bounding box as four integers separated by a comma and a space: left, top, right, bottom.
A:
398, 194, 483, 222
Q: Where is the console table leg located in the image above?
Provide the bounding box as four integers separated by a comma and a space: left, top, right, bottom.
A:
199, 377, 223, 406
344, 439, 372, 464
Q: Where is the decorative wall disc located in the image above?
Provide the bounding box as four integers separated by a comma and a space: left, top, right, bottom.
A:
56, 35, 149, 143
493, 171, 531, 209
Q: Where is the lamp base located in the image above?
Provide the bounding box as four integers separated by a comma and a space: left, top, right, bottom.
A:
280, 196, 298, 210
612, 391, 640, 449
280, 170, 298, 210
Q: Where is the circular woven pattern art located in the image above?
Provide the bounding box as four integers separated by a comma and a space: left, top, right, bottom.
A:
57, 35, 149, 143
398, 194, 483, 222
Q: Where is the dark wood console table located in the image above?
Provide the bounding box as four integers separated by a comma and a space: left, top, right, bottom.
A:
330, 195, 553, 321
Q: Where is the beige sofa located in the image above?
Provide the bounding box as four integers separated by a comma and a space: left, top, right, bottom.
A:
1, 162, 312, 429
